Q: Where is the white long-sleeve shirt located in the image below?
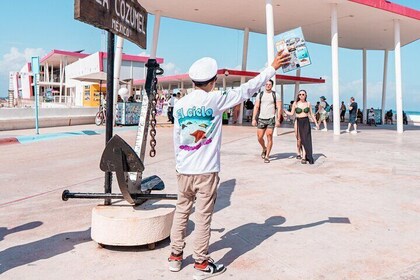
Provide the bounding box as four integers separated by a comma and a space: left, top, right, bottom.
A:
173, 66, 276, 174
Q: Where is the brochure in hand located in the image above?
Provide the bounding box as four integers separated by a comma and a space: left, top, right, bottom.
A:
275, 27, 311, 73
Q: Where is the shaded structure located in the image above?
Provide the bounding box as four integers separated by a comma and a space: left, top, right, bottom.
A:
139, 0, 420, 133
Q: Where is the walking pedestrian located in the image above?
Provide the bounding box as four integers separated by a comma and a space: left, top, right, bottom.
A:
285, 90, 318, 164
252, 79, 282, 163
346, 97, 358, 134
316, 96, 329, 131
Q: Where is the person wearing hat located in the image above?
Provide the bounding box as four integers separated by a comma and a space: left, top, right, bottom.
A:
168, 51, 290, 279
368, 107, 376, 126
316, 96, 329, 131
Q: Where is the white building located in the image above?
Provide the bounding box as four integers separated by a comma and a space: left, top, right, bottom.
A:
10, 49, 163, 107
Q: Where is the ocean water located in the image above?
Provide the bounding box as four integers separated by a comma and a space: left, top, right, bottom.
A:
392, 110, 420, 116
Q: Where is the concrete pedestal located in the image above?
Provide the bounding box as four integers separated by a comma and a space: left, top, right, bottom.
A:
91, 200, 175, 247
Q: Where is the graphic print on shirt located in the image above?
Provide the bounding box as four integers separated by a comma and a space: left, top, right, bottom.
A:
176, 106, 216, 151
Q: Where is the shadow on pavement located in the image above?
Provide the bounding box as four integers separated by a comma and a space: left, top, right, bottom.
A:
208, 216, 350, 266
0, 221, 43, 242
313, 153, 327, 162
269, 153, 297, 161
0, 228, 91, 274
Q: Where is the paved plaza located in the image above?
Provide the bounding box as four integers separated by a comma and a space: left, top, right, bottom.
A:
1, 122, 420, 279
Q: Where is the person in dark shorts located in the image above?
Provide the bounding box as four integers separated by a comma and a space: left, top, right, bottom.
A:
252, 79, 282, 163
346, 97, 358, 134
340, 101, 346, 122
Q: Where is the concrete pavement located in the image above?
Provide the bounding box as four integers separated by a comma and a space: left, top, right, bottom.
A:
1, 122, 419, 279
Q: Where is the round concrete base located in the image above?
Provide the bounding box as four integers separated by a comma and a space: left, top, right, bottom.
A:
91, 200, 175, 246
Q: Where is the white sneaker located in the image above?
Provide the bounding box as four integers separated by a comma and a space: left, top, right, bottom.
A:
168, 253, 183, 272
351, 130, 357, 134
321, 128, 328, 132
345, 129, 350, 133
193, 259, 226, 280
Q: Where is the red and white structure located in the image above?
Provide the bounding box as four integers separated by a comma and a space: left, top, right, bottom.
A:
139, 0, 420, 134
10, 49, 163, 107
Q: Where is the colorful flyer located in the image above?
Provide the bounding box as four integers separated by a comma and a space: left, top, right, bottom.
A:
274, 27, 312, 73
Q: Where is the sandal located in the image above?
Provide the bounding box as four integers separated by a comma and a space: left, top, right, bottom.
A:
261, 149, 267, 159
301, 159, 307, 164
264, 157, 270, 163
296, 155, 302, 160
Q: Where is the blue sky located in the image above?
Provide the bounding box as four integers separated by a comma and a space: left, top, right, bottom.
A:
0, 0, 419, 111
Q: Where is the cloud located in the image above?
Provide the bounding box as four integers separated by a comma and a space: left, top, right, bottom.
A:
161, 62, 182, 76
138, 51, 149, 56
0, 47, 46, 75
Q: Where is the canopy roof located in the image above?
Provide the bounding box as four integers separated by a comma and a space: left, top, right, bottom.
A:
71, 71, 107, 83
134, 68, 325, 89
41, 50, 88, 67
139, 0, 420, 50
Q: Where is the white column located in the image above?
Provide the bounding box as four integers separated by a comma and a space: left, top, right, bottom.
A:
113, 36, 124, 125
331, 3, 341, 135
294, 69, 301, 100
239, 27, 250, 125
266, 0, 278, 134
265, 0, 275, 65
45, 62, 49, 82
381, 50, 388, 124
150, 11, 161, 59
394, 20, 403, 133
63, 57, 68, 103
362, 48, 367, 123
59, 58, 63, 103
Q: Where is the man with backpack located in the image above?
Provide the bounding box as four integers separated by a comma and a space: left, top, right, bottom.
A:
316, 96, 329, 131
252, 79, 282, 163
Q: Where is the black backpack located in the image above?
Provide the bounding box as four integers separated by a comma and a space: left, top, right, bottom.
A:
245, 100, 254, 110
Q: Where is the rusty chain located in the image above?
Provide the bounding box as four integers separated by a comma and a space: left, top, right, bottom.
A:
149, 81, 158, 158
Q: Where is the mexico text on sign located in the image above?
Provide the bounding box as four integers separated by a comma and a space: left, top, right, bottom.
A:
75, 0, 147, 49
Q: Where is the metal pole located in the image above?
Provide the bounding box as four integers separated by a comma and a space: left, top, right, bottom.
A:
294, 69, 301, 100
104, 31, 115, 205
34, 73, 39, 135
381, 50, 388, 124
394, 20, 403, 134
363, 48, 367, 123
331, 3, 341, 135
281, 84, 284, 108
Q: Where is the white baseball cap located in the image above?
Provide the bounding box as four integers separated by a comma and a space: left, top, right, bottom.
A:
188, 57, 218, 82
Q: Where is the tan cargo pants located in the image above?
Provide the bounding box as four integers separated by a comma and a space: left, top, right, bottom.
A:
170, 172, 220, 263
